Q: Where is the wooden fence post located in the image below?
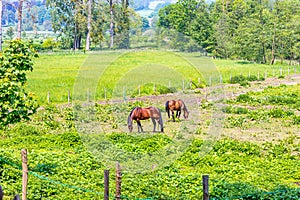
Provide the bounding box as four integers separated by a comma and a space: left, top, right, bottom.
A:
202, 175, 209, 200
0, 185, 3, 200
116, 162, 121, 200
21, 149, 28, 200
104, 170, 109, 200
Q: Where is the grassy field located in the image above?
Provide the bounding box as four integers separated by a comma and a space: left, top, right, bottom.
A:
0, 82, 299, 199
27, 50, 300, 104
1, 50, 298, 199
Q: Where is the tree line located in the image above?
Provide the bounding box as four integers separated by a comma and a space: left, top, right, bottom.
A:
1, 0, 299, 64
158, 0, 300, 64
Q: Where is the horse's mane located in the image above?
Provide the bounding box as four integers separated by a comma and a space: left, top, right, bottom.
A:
128, 107, 137, 126
129, 107, 136, 117
179, 99, 188, 112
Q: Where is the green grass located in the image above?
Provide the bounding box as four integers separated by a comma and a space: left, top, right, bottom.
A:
213, 59, 300, 83
26, 50, 300, 105
1, 75, 300, 199
27, 53, 87, 103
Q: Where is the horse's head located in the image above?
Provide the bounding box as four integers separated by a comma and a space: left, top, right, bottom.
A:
184, 110, 189, 119
128, 124, 133, 132
127, 108, 135, 132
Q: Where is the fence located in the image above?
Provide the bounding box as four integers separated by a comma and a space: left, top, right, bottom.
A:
42, 66, 300, 104
0, 149, 211, 200
1, 149, 300, 199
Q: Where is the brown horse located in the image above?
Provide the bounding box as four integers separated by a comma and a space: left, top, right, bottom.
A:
127, 107, 164, 133
165, 99, 189, 122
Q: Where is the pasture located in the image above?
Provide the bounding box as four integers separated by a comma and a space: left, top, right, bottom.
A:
27, 50, 300, 104
1, 50, 300, 199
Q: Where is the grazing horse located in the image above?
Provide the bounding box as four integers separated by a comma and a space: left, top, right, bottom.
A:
127, 107, 164, 133
165, 99, 189, 122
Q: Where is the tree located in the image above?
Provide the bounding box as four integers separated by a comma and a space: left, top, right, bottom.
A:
46, 0, 85, 49
116, 0, 130, 48
158, 0, 213, 52
108, 0, 115, 48
0, 40, 38, 126
6, 27, 14, 39
17, 0, 24, 39
141, 17, 149, 31
85, 0, 92, 50
0, 0, 2, 51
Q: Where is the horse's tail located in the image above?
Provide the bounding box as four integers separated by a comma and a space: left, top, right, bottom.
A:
165, 101, 170, 118
159, 109, 164, 132
165, 101, 169, 112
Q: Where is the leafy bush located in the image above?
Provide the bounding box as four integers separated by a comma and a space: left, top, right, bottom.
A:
108, 133, 172, 153
247, 75, 259, 81
291, 115, 300, 125
236, 94, 254, 103
268, 108, 294, 118
222, 106, 249, 114
130, 83, 177, 97
8, 123, 43, 136
226, 116, 247, 128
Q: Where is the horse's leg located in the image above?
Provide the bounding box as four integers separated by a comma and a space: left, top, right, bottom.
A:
177, 110, 181, 119
151, 118, 156, 132
157, 119, 162, 131
172, 111, 175, 122
137, 120, 143, 133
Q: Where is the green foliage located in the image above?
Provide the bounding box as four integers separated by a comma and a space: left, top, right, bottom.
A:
226, 116, 247, 128
6, 27, 14, 40
158, 0, 213, 51
131, 83, 176, 97
236, 94, 254, 103
0, 40, 39, 126
232, 85, 300, 110
222, 106, 249, 114
268, 108, 294, 118
230, 75, 247, 84
230, 74, 264, 86
108, 133, 172, 153
41, 38, 59, 50
0, 100, 299, 199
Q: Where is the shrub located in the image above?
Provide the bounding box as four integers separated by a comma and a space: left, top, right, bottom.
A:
230, 75, 246, 84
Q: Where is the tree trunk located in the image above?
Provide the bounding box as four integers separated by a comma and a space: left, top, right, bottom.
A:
109, 0, 114, 49
270, 20, 276, 65
17, 0, 24, 39
0, 0, 3, 51
86, 0, 92, 51
122, 0, 130, 49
